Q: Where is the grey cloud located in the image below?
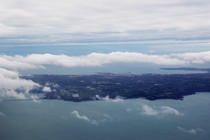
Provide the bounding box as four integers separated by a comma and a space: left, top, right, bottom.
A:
0, 0, 209, 40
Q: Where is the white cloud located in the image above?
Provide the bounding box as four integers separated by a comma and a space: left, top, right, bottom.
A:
2, 51, 210, 71
0, 68, 38, 90
177, 126, 203, 135
0, 56, 41, 70
95, 95, 124, 103
71, 110, 98, 125
0, 68, 40, 99
42, 86, 52, 93
141, 104, 184, 116
175, 51, 210, 64
42, 83, 59, 93
160, 106, 183, 116
0, 67, 19, 79
1, 51, 210, 71
71, 111, 113, 124
0, 89, 26, 99
112, 97, 124, 103
30, 94, 40, 103
141, 104, 158, 116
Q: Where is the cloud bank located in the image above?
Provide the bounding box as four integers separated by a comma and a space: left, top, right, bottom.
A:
141, 104, 184, 116
1, 51, 210, 71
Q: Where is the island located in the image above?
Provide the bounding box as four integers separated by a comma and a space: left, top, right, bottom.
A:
23, 73, 210, 102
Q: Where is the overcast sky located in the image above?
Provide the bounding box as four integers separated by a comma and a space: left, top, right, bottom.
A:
0, 0, 210, 45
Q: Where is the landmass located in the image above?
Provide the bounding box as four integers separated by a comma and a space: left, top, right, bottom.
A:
161, 67, 210, 73
23, 73, 210, 102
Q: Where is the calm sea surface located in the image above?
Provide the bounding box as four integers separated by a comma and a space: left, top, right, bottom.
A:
0, 93, 210, 140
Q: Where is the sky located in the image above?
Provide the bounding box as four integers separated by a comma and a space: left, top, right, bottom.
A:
0, 0, 210, 46
0, 0, 210, 99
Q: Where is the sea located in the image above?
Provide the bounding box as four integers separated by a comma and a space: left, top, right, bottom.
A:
0, 92, 210, 140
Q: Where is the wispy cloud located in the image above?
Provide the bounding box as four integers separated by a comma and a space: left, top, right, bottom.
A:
177, 126, 203, 135
71, 110, 98, 125
98, 113, 113, 122
141, 104, 184, 116
71, 110, 114, 125
103, 113, 112, 120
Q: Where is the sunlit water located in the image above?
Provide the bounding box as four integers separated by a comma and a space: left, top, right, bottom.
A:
0, 93, 210, 140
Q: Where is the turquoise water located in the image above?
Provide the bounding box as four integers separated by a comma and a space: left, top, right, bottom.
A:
0, 93, 210, 140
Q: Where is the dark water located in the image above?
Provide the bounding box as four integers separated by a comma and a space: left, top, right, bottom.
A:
0, 93, 210, 140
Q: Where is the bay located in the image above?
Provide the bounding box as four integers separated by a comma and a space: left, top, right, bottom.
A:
0, 93, 210, 140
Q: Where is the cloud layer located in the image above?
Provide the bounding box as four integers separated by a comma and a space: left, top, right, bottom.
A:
1, 51, 210, 71
0, 0, 209, 46
0, 0, 209, 35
